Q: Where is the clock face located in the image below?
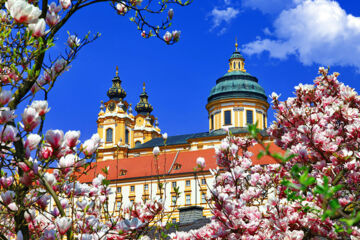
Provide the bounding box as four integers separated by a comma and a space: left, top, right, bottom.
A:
108, 102, 115, 112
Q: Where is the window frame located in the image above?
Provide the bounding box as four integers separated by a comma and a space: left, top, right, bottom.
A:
185, 194, 191, 205
224, 110, 231, 125
185, 180, 191, 187
246, 110, 253, 125
130, 185, 135, 192
105, 128, 113, 143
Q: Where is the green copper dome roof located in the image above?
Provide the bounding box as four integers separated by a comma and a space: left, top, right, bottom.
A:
208, 70, 267, 103
230, 51, 244, 60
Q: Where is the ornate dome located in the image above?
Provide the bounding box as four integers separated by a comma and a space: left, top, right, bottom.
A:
208, 71, 267, 103
207, 42, 267, 104
107, 66, 127, 101
135, 83, 154, 115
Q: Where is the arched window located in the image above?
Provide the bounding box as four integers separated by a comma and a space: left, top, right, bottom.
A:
238, 62, 240, 69
135, 141, 142, 147
106, 128, 113, 143
233, 62, 236, 69
125, 129, 129, 144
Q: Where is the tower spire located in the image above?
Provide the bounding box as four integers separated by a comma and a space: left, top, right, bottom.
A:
107, 66, 127, 101
135, 82, 154, 115
235, 37, 238, 51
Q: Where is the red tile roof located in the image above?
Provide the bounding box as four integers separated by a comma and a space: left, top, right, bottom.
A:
78, 142, 283, 183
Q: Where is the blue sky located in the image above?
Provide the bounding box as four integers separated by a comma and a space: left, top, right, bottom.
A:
42, 0, 360, 141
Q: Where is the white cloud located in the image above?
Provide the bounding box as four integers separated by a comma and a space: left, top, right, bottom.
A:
242, 0, 360, 69
242, 0, 301, 14
209, 7, 239, 34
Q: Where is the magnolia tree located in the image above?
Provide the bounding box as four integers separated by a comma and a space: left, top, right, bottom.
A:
172, 69, 360, 239
0, 0, 191, 239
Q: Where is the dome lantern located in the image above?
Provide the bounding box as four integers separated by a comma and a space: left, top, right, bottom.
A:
228, 38, 246, 73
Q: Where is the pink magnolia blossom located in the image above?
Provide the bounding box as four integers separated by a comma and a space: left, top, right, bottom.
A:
25, 133, 41, 150
1, 190, 15, 205
45, 129, 64, 149
21, 107, 40, 132
163, 31, 172, 43
48, 2, 61, 13
0, 108, 16, 124
39, 145, 53, 159
44, 173, 57, 186
31, 100, 50, 116
8, 202, 18, 211
152, 146, 160, 156
60, 0, 71, 10
0, 90, 13, 106
45, 12, 59, 27
196, 157, 205, 169
0, 176, 13, 188
58, 154, 76, 168
172, 30, 181, 42
28, 18, 46, 37
116, 2, 128, 15
53, 58, 69, 74
5, 0, 41, 23
64, 130, 80, 148
1, 125, 19, 142
67, 35, 80, 48
55, 217, 72, 235
82, 134, 100, 156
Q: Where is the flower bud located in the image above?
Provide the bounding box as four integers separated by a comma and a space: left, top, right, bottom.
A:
168, 8, 174, 19
153, 146, 160, 156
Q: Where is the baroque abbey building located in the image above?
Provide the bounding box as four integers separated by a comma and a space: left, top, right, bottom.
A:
80, 42, 278, 223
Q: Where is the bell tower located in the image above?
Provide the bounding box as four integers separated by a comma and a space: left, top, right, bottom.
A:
96, 68, 161, 161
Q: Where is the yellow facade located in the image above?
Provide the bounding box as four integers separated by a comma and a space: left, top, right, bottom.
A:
93, 42, 271, 221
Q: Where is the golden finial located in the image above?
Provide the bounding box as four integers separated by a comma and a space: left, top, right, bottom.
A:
235, 37, 238, 51
115, 66, 119, 77
143, 82, 146, 92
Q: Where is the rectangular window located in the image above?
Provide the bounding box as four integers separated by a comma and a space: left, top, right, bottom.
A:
130, 186, 135, 192
201, 179, 206, 185
116, 201, 121, 211
186, 194, 191, 205
116, 187, 121, 193
186, 180, 191, 187
130, 200, 134, 204
211, 115, 214, 129
263, 114, 266, 129
172, 218, 177, 224
246, 110, 253, 125
224, 110, 231, 125
201, 193, 206, 204
144, 184, 148, 191
172, 181, 177, 188
172, 195, 177, 205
